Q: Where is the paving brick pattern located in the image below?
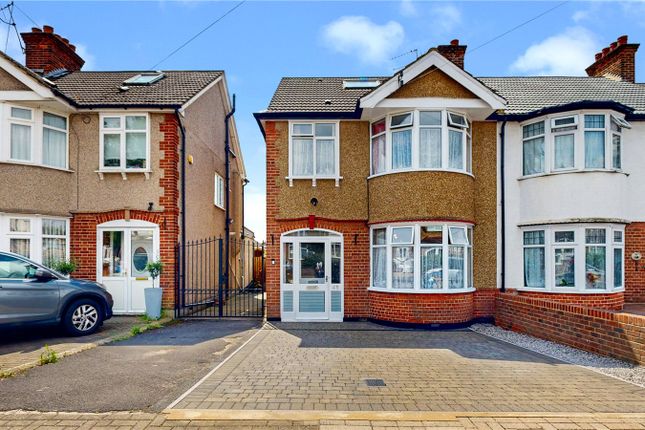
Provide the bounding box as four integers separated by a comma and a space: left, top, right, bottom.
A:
172, 324, 645, 413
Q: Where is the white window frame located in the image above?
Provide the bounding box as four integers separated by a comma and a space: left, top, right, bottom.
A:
519, 110, 631, 179
99, 112, 151, 173
7, 105, 35, 163
41, 218, 69, 265
0, 215, 70, 266
42, 110, 69, 169
370, 118, 387, 174
522, 120, 545, 176
519, 224, 624, 293
369, 222, 474, 293
287, 120, 341, 187
369, 109, 472, 177
214, 173, 225, 209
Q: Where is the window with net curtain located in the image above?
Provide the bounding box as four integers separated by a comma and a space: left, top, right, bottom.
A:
523, 230, 545, 288
10, 107, 32, 162
291, 123, 336, 177
42, 219, 67, 266
522, 121, 545, 175
43, 113, 67, 169
390, 113, 412, 170
584, 115, 605, 169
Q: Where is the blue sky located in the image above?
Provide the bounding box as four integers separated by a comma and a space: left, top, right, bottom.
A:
11, 1, 645, 240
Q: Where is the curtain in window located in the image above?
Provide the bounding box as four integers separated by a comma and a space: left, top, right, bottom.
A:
614, 248, 623, 287
371, 135, 386, 174
585, 131, 605, 168
43, 238, 66, 266
554, 248, 575, 287
372, 247, 386, 288
448, 246, 464, 289
292, 138, 313, 175
103, 134, 121, 167
585, 246, 606, 289
448, 129, 463, 169
420, 128, 441, 168
10, 238, 30, 258
315, 139, 335, 175
523, 137, 544, 175
421, 247, 442, 289
10, 124, 31, 161
391, 130, 411, 169
126, 132, 147, 169
391, 246, 413, 288
554, 134, 574, 169
523, 248, 545, 287
612, 134, 621, 169
43, 128, 66, 168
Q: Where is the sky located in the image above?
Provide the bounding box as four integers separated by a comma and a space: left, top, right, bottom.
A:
9, 0, 645, 241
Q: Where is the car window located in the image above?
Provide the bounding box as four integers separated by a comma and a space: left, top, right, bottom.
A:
0, 254, 38, 279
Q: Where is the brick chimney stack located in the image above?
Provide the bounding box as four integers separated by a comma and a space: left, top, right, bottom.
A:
437, 39, 467, 69
21, 25, 85, 74
586, 35, 639, 83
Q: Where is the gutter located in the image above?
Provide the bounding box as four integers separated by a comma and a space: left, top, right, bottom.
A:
174, 109, 187, 304
224, 94, 236, 311
499, 120, 507, 293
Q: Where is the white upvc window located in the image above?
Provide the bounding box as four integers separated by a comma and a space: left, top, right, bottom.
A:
520, 111, 631, 178
288, 121, 340, 186
0, 215, 69, 267
42, 112, 68, 169
9, 106, 34, 162
370, 222, 473, 292
370, 110, 472, 176
100, 113, 149, 171
42, 219, 68, 266
214, 173, 225, 209
8, 217, 32, 259
520, 224, 624, 292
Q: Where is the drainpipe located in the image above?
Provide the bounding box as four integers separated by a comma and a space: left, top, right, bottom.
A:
500, 120, 507, 293
224, 94, 236, 295
174, 109, 187, 300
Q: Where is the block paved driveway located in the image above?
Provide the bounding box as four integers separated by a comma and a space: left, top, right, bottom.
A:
171, 322, 645, 414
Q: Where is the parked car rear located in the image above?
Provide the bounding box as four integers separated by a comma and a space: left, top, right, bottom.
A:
0, 251, 113, 336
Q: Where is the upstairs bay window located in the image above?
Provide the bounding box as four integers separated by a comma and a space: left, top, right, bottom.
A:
370, 110, 471, 176
288, 122, 339, 186
371, 223, 473, 292
43, 113, 68, 169
10, 107, 33, 162
521, 111, 629, 177
100, 114, 149, 171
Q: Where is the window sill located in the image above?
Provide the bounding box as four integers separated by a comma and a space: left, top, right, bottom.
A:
1, 160, 73, 173
368, 287, 476, 294
518, 169, 628, 181
368, 168, 474, 181
96, 170, 151, 180
214, 203, 225, 211
515, 287, 625, 294
285, 176, 343, 187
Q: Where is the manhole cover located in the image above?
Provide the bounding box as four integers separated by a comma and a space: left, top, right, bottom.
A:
365, 378, 386, 387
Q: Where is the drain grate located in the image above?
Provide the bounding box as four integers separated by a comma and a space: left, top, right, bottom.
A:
365, 378, 386, 387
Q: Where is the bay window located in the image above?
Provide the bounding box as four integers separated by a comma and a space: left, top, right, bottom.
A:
521, 224, 624, 292
100, 114, 149, 171
370, 223, 473, 291
42, 219, 67, 265
520, 111, 630, 177
289, 121, 339, 185
9, 107, 33, 162
42, 112, 68, 168
1, 215, 69, 267
369, 110, 471, 176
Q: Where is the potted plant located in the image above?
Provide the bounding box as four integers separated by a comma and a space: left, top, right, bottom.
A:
144, 259, 164, 320
50, 259, 77, 278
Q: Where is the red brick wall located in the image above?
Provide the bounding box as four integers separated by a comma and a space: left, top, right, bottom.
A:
585, 41, 638, 83
496, 292, 645, 365
70, 114, 180, 310
511, 289, 624, 310
369, 290, 474, 324
473, 289, 497, 318
625, 222, 645, 303
22, 27, 84, 73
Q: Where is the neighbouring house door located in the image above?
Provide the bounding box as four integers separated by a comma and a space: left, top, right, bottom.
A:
281, 231, 343, 322
97, 222, 158, 314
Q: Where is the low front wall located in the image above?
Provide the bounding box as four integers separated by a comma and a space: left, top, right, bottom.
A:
369, 290, 475, 324
512, 290, 624, 310
496, 292, 645, 365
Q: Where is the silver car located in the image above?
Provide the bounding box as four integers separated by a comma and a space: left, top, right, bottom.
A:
0, 251, 113, 336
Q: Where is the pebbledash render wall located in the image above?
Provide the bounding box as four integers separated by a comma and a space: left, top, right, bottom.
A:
71, 114, 180, 308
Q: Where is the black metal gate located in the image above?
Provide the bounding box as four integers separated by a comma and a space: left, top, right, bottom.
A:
175, 237, 265, 318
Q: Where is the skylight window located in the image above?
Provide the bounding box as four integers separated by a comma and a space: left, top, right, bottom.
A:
343, 79, 381, 89
124, 72, 165, 85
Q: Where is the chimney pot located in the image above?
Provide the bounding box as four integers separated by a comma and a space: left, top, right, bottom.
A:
602, 47, 610, 55
595, 53, 602, 61
21, 25, 84, 74
586, 35, 639, 83
62, 37, 69, 45
618, 35, 628, 45
450, 39, 459, 46
43, 25, 53, 34
31, 27, 41, 33
610, 41, 618, 50
69, 44, 76, 52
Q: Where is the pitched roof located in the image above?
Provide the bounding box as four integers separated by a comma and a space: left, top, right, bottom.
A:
49, 70, 223, 108
262, 75, 645, 118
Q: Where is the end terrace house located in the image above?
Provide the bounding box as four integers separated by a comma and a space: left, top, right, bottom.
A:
255, 36, 645, 325
0, 25, 246, 314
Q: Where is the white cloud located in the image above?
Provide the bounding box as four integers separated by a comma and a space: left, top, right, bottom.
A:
322, 16, 405, 65
430, 4, 462, 33
572, 10, 591, 23
244, 186, 266, 242
400, 0, 417, 18
510, 27, 597, 76
75, 43, 96, 71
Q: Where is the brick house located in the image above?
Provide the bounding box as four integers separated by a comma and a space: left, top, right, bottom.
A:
0, 26, 246, 314
255, 36, 645, 325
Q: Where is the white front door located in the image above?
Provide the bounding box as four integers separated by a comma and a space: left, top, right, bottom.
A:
98, 223, 158, 314
281, 231, 343, 322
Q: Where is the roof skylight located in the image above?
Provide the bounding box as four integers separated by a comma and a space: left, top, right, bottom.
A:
124, 72, 165, 85
343, 79, 381, 89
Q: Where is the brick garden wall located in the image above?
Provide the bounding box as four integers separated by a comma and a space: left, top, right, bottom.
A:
625, 222, 645, 303
512, 290, 624, 310
369, 290, 474, 324
496, 292, 645, 365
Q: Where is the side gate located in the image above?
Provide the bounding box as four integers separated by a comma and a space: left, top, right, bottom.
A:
175, 237, 265, 318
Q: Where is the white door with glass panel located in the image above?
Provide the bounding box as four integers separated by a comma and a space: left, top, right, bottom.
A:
97, 221, 158, 314
281, 230, 343, 322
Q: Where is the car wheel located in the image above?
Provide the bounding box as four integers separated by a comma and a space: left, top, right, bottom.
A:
63, 299, 103, 336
